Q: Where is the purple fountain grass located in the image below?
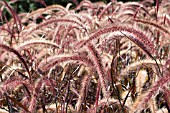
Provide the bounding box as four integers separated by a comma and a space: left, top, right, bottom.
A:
0, 44, 30, 78
28, 94, 37, 112
38, 53, 94, 71
1, 0, 22, 32
21, 76, 56, 112
75, 75, 91, 112
87, 43, 110, 99
23, 18, 86, 38
162, 86, 170, 109
0, 78, 29, 97
75, 0, 94, 11
132, 61, 170, 112
98, 2, 112, 20
76, 25, 156, 57
87, 98, 128, 113
134, 18, 170, 36
0, 0, 170, 112
15, 39, 59, 51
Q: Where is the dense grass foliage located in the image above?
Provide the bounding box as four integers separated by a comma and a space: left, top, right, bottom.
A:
0, 0, 170, 113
